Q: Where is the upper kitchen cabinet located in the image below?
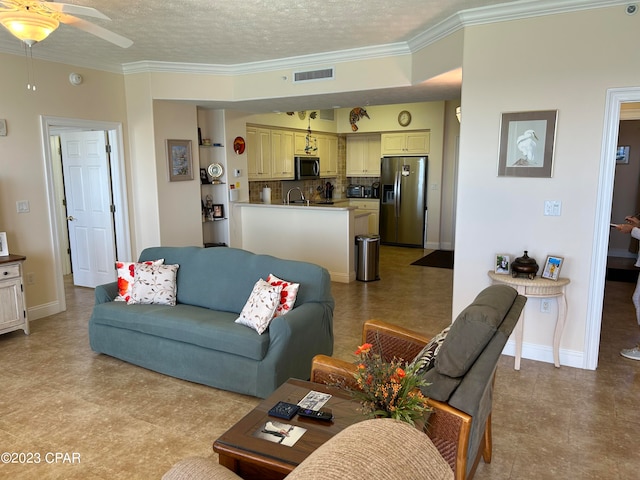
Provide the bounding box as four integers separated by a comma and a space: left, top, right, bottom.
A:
247, 126, 272, 180
381, 131, 430, 156
346, 134, 381, 177
270, 129, 295, 179
317, 134, 338, 177
294, 132, 318, 156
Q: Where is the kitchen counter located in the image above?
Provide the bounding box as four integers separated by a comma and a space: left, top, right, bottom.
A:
233, 201, 371, 283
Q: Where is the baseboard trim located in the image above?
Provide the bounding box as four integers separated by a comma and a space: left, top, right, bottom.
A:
502, 339, 586, 369
28, 301, 62, 321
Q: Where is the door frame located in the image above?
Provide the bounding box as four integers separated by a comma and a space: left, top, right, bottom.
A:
586, 87, 640, 369
40, 115, 131, 312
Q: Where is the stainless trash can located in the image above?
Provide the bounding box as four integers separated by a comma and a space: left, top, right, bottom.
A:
355, 234, 380, 282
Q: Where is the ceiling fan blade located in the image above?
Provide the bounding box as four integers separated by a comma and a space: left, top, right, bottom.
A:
59, 14, 133, 48
47, 2, 110, 20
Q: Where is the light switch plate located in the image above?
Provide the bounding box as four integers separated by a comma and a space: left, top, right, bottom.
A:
0, 119, 7, 136
16, 200, 30, 213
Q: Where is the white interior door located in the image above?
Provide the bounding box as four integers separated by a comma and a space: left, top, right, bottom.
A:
60, 130, 117, 288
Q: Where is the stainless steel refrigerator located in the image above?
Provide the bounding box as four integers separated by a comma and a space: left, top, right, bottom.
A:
379, 156, 427, 247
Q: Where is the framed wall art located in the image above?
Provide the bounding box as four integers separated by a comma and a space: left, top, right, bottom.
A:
167, 139, 193, 182
495, 254, 510, 274
498, 110, 558, 178
616, 146, 630, 164
212, 204, 224, 219
541, 255, 564, 280
0, 232, 8, 256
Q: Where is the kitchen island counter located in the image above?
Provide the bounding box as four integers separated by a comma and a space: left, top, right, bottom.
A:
232, 202, 370, 283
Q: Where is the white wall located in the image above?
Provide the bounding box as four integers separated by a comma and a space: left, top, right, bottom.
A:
0, 53, 127, 315
152, 101, 202, 247
454, 6, 640, 368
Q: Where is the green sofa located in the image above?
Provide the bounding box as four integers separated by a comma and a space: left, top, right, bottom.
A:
88, 246, 335, 398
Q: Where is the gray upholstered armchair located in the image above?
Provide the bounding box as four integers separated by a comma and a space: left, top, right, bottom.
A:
311, 284, 526, 480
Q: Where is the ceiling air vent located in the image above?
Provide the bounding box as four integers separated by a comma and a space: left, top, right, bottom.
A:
293, 68, 335, 83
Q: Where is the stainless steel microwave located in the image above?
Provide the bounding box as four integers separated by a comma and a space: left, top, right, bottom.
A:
295, 156, 320, 180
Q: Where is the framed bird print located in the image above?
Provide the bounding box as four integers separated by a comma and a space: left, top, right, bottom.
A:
498, 110, 557, 177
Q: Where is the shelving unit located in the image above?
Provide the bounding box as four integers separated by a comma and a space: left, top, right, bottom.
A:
198, 109, 230, 247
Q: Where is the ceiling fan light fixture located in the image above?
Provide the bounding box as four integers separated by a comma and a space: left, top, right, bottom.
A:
0, 11, 59, 45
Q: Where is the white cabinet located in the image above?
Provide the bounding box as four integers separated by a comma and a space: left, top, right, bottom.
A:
318, 134, 338, 177
381, 131, 430, 155
270, 130, 295, 179
346, 134, 381, 177
247, 126, 272, 179
349, 199, 380, 235
294, 132, 318, 156
0, 255, 28, 336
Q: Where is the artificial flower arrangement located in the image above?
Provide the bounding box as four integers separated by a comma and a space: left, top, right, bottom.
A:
351, 342, 431, 426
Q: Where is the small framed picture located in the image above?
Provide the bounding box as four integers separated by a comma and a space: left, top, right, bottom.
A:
200, 168, 209, 184
498, 110, 558, 178
212, 204, 224, 219
541, 255, 564, 280
0, 232, 8, 256
167, 139, 193, 182
616, 146, 630, 164
495, 254, 510, 274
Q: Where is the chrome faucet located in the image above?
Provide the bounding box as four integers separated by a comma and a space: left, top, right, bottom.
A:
286, 187, 307, 205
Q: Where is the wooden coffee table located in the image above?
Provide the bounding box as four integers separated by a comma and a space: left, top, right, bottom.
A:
213, 378, 365, 480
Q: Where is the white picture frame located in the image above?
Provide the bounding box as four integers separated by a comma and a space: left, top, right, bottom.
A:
0, 232, 8, 256
541, 255, 564, 280
495, 254, 510, 274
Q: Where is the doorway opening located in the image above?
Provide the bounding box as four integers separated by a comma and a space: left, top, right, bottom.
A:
587, 88, 640, 369
41, 116, 131, 313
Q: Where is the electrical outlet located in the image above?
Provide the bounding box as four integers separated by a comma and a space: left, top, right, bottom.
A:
540, 299, 551, 313
26, 272, 35, 285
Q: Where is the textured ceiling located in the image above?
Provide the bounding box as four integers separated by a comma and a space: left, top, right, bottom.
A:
0, 0, 626, 111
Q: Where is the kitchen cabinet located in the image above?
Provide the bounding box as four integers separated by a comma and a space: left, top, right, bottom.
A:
381, 131, 430, 155
0, 255, 28, 336
294, 132, 318, 156
270, 129, 295, 179
346, 134, 381, 177
318, 134, 338, 177
247, 126, 272, 179
349, 199, 380, 235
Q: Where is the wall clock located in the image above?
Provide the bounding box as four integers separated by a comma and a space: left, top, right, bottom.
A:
398, 110, 412, 127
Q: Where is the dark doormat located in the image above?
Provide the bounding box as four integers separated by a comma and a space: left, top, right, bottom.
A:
411, 250, 454, 269
606, 268, 637, 283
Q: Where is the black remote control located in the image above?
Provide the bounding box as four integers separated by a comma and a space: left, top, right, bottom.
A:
297, 408, 333, 421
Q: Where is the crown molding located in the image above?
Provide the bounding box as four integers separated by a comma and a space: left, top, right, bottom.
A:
408, 0, 629, 52
121, 42, 410, 76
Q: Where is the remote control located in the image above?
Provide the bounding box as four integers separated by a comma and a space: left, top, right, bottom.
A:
268, 401, 300, 420
297, 408, 333, 421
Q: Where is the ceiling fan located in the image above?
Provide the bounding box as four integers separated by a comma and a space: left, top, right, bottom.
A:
0, 0, 132, 47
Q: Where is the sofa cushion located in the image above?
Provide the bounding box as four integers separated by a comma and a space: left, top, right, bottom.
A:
91, 302, 270, 361
115, 259, 164, 302
435, 285, 517, 378
411, 325, 450, 375
128, 263, 179, 306
267, 273, 300, 317
235, 279, 283, 334
137, 247, 334, 315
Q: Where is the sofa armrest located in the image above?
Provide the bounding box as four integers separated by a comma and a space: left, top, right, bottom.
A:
425, 398, 472, 480
256, 302, 334, 394
310, 354, 359, 389
362, 319, 431, 363
94, 282, 118, 304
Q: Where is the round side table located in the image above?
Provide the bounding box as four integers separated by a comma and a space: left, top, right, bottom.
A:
488, 271, 570, 370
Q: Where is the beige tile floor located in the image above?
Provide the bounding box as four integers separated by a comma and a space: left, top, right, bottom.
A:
0, 246, 638, 479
